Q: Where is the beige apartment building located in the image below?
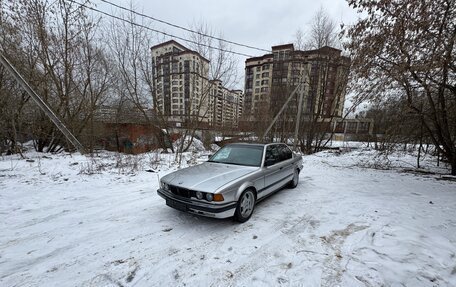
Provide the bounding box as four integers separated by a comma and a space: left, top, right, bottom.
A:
207, 79, 244, 129
151, 40, 243, 129
244, 54, 273, 116
151, 40, 210, 127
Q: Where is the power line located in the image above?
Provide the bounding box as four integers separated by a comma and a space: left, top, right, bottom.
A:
65, 0, 256, 58
99, 0, 271, 53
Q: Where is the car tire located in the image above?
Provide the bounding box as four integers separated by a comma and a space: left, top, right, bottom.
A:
234, 189, 256, 223
288, 169, 299, 189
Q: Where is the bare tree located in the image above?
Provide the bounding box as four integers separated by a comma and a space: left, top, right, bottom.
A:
3, 0, 110, 153
306, 7, 339, 50
188, 20, 240, 89
293, 29, 306, 50
0, 4, 30, 155
104, 4, 153, 120
170, 20, 240, 163
274, 8, 351, 154
300, 52, 350, 154
103, 2, 172, 152
344, 0, 456, 175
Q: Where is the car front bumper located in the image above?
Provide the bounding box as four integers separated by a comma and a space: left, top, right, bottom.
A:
157, 188, 237, 219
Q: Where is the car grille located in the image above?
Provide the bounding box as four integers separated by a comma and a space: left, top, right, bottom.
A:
168, 185, 194, 199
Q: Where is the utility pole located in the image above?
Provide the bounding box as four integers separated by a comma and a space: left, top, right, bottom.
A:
0, 53, 86, 154
261, 83, 302, 141
293, 80, 304, 151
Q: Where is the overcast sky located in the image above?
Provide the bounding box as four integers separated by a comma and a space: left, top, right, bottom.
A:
97, 0, 362, 88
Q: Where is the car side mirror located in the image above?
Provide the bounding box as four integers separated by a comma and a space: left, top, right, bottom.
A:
207, 154, 213, 159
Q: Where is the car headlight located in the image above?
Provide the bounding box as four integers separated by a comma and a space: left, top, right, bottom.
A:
206, 193, 213, 202
196, 191, 203, 199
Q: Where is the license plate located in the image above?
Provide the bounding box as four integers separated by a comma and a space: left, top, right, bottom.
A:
166, 199, 187, 212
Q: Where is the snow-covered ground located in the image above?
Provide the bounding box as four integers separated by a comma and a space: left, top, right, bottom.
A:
1, 146, 455, 286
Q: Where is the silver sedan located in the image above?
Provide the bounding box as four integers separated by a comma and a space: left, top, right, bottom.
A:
157, 142, 303, 222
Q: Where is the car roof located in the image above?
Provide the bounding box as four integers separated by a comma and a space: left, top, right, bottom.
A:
226, 142, 287, 147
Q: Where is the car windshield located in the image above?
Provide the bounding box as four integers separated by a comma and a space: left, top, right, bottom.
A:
208, 144, 264, 167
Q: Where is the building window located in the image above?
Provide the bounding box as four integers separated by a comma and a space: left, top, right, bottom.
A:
358, 122, 370, 133
172, 63, 178, 73
347, 122, 357, 132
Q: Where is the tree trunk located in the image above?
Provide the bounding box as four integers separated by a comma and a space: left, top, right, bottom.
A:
417, 114, 424, 169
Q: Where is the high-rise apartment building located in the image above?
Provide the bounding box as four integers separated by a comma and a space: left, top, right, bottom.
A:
151, 40, 243, 129
244, 54, 273, 117
244, 44, 350, 122
207, 79, 244, 128
151, 40, 210, 126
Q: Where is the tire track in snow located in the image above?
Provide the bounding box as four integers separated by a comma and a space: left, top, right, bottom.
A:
319, 223, 369, 287
217, 214, 321, 286
107, 213, 238, 286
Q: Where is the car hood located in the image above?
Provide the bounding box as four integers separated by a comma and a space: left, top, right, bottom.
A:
162, 162, 258, 193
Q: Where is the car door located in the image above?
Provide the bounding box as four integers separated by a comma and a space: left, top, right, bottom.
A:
277, 144, 294, 179
261, 144, 289, 197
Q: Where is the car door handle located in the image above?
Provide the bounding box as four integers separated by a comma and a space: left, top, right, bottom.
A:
279, 167, 283, 170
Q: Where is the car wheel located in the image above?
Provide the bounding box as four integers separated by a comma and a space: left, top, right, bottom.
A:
234, 189, 256, 223
289, 169, 299, 188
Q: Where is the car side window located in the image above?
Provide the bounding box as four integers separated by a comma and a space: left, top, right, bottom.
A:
279, 145, 292, 161
265, 145, 280, 166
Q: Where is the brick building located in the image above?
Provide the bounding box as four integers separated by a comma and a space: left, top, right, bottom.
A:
243, 44, 350, 125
